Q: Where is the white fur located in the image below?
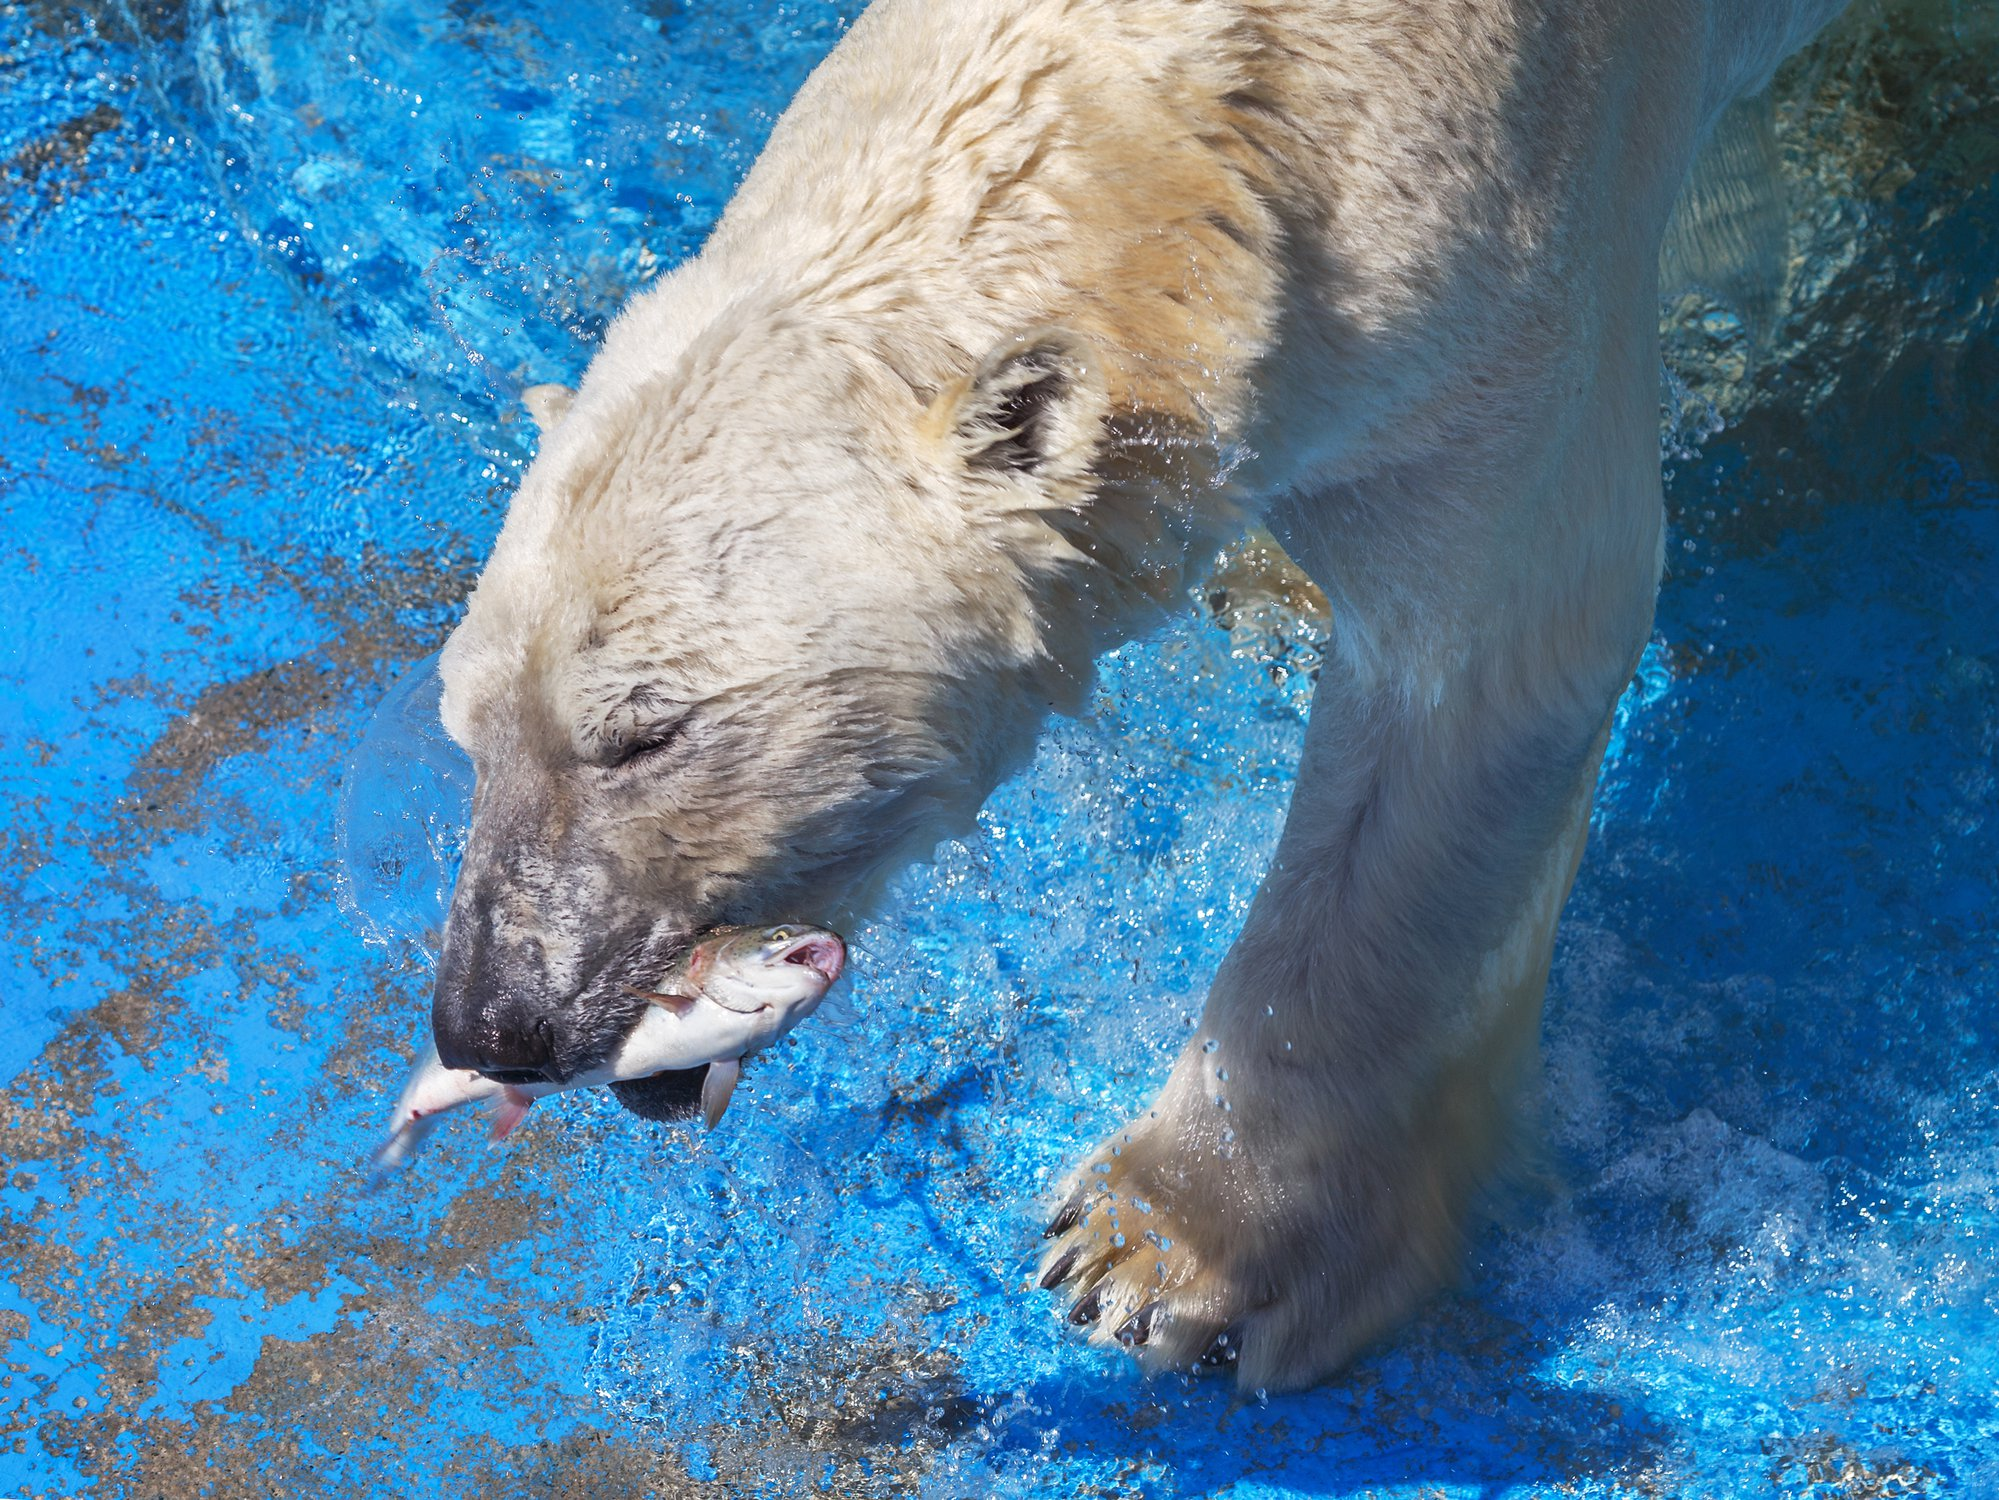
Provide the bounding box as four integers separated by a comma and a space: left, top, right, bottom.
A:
437, 0, 1850, 1389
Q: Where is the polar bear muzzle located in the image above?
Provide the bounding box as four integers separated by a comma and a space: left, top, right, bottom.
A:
429, 887, 661, 1087
427, 773, 682, 1087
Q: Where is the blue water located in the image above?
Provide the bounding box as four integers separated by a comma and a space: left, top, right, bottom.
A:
2, 1, 1995, 1495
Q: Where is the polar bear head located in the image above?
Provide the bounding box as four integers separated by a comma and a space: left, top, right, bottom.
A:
428, 310, 1147, 1094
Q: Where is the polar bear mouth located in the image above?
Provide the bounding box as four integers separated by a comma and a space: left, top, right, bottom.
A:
609, 1064, 712, 1122
605, 932, 839, 1122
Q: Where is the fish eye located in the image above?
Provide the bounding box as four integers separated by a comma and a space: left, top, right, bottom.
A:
769, 927, 793, 943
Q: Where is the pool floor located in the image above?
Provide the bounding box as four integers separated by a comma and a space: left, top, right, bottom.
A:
1, 1, 1996, 1495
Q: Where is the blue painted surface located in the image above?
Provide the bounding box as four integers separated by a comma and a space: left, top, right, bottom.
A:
0, 2, 1994, 1496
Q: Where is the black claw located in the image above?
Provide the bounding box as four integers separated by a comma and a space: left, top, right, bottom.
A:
1068, 1286, 1103, 1326
1114, 1302, 1158, 1347
1199, 1330, 1238, 1368
1042, 1199, 1082, 1240
1038, 1246, 1080, 1291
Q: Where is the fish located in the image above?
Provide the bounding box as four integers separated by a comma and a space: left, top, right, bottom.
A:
371, 923, 845, 1172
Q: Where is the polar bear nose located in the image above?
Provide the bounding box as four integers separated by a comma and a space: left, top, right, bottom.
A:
471, 1019, 560, 1085
434, 1006, 561, 1085
431, 904, 566, 1080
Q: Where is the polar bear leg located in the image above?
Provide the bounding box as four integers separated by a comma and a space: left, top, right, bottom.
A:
1039, 319, 1665, 1390
1038, 660, 1619, 1388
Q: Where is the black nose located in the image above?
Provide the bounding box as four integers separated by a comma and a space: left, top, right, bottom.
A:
433, 1008, 560, 1083
431, 895, 565, 1079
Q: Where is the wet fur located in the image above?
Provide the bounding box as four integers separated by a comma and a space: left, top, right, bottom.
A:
435, 0, 1851, 1389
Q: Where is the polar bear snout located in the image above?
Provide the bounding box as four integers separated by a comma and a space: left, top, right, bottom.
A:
430, 864, 664, 1087
430, 925, 661, 1086
430, 914, 560, 1082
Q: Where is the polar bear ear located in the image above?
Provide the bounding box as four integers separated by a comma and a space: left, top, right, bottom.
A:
522, 383, 576, 434
927, 329, 1107, 487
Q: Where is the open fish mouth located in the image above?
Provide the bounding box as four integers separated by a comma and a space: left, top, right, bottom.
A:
609, 931, 842, 1122
778, 931, 844, 985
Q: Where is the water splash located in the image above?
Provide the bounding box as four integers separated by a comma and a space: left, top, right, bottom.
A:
335, 652, 470, 962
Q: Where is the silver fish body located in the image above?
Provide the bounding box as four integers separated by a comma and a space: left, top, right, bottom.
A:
372, 923, 843, 1171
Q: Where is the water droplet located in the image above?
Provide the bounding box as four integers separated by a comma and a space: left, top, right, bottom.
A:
1216, 1068, 1229, 1081
1202, 1038, 1220, 1053
1112, 1232, 1125, 1248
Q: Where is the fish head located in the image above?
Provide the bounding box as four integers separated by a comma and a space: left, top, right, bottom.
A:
600, 924, 845, 1097
685, 924, 846, 1015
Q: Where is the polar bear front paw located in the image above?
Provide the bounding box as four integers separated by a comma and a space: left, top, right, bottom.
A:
1031, 1128, 1279, 1384
1036, 1148, 1248, 1375
1034, 1060, 1478, 1392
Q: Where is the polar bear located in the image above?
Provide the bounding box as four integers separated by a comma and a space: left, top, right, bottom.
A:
428, 0, 1850, 1391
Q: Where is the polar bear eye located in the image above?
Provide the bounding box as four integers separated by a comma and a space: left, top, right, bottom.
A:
609, 720, 688, 769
